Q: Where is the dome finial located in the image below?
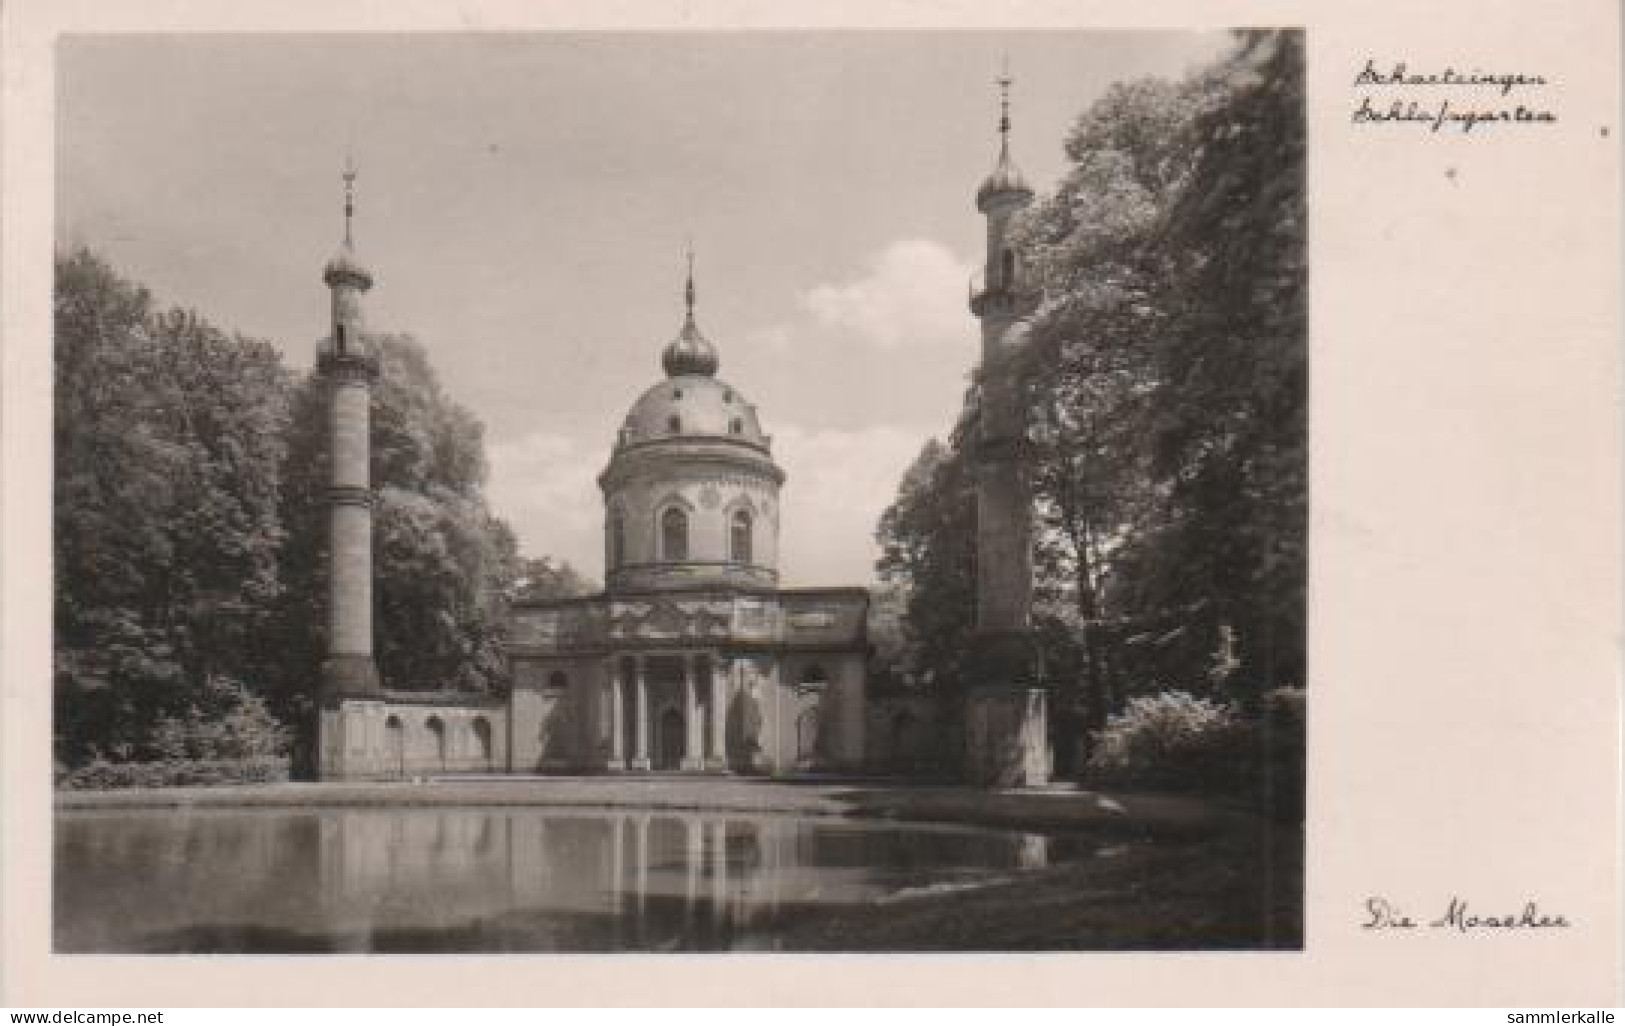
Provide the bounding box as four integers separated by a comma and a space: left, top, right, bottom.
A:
976, 58, 1033, 209
662, 240, 719, 377
323, 156, 374, 289
342, 154, 357, 246
997, 55, 1012, 146
684, 237, 696, 318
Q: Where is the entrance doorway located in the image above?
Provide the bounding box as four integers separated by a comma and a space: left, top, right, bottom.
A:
656, 708, 685, 770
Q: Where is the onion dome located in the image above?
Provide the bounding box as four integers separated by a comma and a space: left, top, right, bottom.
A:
661, 260, 719, 377
322, 239, 374, 290
976, 68, 1035, 210
976, 142, 1033, 208
321, 163, 373, 289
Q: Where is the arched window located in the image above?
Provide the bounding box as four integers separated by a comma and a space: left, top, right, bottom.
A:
797, 709, 820, 764
667, 414, 681, 433
547, 670, 569, 689
385, 715, 404, 777
661, 507, 689, 562
729, 417, 743, 435
609, 511, 626, 568
425, 716, 446, 770
730, 510, 752, 564
1001, 247, 1016, 288
472, 717, 493, 767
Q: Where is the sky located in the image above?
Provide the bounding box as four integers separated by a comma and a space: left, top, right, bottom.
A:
57, 30, 1231, 587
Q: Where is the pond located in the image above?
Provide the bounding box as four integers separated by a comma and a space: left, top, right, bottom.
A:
55, 806, 1064, 952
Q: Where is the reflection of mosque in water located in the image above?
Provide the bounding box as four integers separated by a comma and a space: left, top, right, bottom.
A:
55, 809, 1051, 952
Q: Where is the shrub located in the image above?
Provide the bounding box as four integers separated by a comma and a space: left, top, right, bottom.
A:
1086, 689, 1252, 792
148, 677, 289, 763
57, 757, 289, 790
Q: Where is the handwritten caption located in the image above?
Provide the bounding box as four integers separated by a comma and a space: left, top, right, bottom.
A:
1352, 60, 1557, 134
1363, 895, 1572, 933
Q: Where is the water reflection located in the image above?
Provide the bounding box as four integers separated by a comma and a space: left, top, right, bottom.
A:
55, 806, 1054, 953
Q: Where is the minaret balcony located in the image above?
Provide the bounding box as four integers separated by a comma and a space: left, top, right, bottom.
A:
969, 280, 1041, 319
316, 337, 381, 381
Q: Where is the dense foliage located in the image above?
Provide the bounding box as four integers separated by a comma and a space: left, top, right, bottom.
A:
875, 31, 1306, 775
53, 249, 547, 775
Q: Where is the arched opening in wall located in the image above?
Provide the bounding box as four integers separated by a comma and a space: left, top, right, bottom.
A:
1001, 247, 1016, 287
609, 511, 627, 569
891, 711, 917, 774
385, 715, 404, 778
656, 708, 684, 772
729, 417, 743, 435
800, 664, 830, 687
730, 509, 753, 564
796, 708, 820, 770
667, 414, 682, 434
426, 716, 446, 772
472, 717, 493, 770
661, 507, 689, 562
548, 670, 569, 689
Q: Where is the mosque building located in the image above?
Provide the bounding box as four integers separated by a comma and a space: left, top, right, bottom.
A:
502, 260, 872, 775
314, 78, 1047, 782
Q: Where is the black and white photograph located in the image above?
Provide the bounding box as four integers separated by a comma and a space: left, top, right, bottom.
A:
47, 27, 1308, 955
6, 0, 1624, 1009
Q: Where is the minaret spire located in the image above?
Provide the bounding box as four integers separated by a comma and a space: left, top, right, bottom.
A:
997, 56, 1012, 152
684, 238, 696, 319
342, 156, 357, 246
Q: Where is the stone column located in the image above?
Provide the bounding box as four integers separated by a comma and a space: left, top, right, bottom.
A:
608, 813, 624, 912
683, 816, 702, 915
708, 656, 728, 770
632, 654, 651, 771
709, 817, 728, 915
681, 654, 700, 770
633, 814, 650, 915
607, 658, 625, 770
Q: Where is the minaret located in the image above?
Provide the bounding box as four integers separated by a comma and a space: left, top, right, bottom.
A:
968, 66, 1039, 676
317, 162, 382, 699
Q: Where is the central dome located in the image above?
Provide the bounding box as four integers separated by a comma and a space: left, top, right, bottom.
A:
618, 374, 769, 451
598, 263, 785, 593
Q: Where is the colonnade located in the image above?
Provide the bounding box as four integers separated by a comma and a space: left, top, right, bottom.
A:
606, 814, 742, 919
603, 651, 728, 771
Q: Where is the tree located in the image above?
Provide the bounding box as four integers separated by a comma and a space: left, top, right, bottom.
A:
54, 248, 293, 765
273, 333, 519, 713
874, 426, 979, 695
1011, 76, 1203, 766
509, 556, 596, 603
1130, 30, 1307, 698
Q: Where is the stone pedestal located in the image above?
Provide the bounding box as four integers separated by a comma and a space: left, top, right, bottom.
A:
965, 684, 1050, 788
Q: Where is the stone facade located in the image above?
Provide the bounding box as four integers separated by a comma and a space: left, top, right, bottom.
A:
507, 264, 869, 776
508, 589, 869, 775
318, 694, 508, 779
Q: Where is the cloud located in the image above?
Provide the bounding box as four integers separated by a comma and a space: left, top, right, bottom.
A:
745, 322, 793, 354
801, 239, 976, 349
485, 431, 605, 578
771, 422, 930, 587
